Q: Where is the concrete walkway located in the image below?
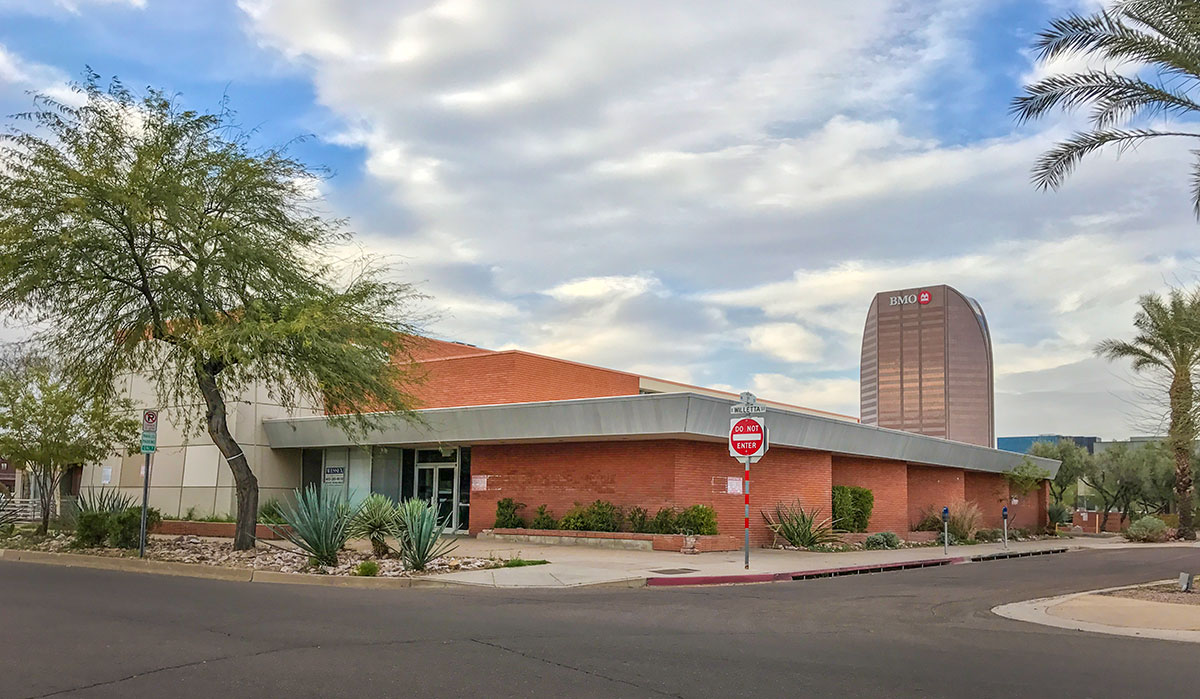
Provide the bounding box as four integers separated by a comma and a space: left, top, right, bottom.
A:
431, 535, 1168, 588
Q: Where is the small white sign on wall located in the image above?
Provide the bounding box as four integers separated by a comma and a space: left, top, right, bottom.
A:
323, 465, 346, 486
101, 467, 112, 485
727, 477, 743, 495
471, 475, 489, 492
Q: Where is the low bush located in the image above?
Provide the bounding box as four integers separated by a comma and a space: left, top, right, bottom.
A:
259, 499, 285, 525
649, 507, 677, 535
1126, 515, 1169, 543
675, 504, 718, 535
106, 507, 162, 549
937, 531, 959, 546
353, 560, 380, 577
627, 506, 650, 533
863, 532, 901, 550
494, 498, 526, 529
529, 505, 557, 530
830, 486, 874, 532
557, 503, 589, 531
762, 502, 839, 549
583, 500, 622, 532
73, 511, 110, 548
502, 557, 549, 568
349, 493, 401, 557
974, 528, 1003, 543
913, 506, 943, 532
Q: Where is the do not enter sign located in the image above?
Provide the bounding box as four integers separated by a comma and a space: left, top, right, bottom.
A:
729, 417, 767, 459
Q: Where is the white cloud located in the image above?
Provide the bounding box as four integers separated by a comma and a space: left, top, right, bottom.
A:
236, 1, 1200, 439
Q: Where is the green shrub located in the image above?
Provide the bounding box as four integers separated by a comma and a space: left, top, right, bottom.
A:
530, 505, 557, 530
762, 502, 839, 548
353, 559, 380, 577
395, 497, 457, 571
266, 485, 356, 567
502, 557, 549, 568
974, 528, 1003, 543
675, 505, 718, 535
583, 500, 621, 532
863, 532, 901, 550
1126, 515, 1169, 543
106, 507, 162, 549
850, 488, 874, 532
649, 507, 676, 535
349, 493, 401, 557
831, 486, 874, 533
1047, 502, 1070, 526
259, 499, 285, 525
557, 503, 588, 531
494, 498, 526, 529
74, 488, 134, 522
831, 486, 855, 530
937, 531, 959, 546
627, 506, 650, 533
73, 510, 110, 548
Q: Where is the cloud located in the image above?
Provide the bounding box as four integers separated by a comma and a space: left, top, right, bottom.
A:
229, 1, 1200, 440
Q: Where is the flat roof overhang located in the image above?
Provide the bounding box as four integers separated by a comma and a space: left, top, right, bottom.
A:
263, 392, 1059, 477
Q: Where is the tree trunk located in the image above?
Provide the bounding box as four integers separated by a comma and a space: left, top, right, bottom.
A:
194, 363, 258, 550
1168, 371, 1196, 540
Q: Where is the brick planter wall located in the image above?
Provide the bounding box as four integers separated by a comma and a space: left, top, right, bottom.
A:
486, 528, 742, 552
1071, 510, 1127, 533
153, 520, 289, 540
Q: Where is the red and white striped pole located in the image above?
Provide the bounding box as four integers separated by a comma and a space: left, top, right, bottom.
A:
744, 454, 751, 569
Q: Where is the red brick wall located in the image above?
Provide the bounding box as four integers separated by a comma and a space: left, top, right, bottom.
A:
469, 440, 832, 546
906, 464, 965, 529
831, 456, 909, 533
411, 352, 641, 409
964, 471, 1009, 528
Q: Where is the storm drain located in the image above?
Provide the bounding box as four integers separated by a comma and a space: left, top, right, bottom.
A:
969, 547, 1068, 563
650, 568, 700, 575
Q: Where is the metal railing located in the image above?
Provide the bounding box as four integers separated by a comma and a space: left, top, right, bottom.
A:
2, 498, 53, 522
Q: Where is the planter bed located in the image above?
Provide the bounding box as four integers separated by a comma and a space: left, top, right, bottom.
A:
835, 531, 939, 545
484, 528, 741, 552
153, 520, 290, 540
0, 531, 498, 578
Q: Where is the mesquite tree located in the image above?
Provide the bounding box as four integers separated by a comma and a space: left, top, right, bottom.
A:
0, 74, 423, 549
0, 349, 138, 533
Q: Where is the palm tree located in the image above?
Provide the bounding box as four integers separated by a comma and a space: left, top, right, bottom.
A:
1096, 289, 1200, 540
1011, 1, 1200, 216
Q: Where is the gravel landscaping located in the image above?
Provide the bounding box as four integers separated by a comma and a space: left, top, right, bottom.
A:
0, 531, 502, 577
1101, 582, 1200, 606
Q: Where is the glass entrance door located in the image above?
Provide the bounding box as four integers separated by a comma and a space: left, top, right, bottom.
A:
414, 448, 463, 532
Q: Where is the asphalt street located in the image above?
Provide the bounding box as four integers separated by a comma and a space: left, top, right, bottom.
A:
1, 546, 1198, 698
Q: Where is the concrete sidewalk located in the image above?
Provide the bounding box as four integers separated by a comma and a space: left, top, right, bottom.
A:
431, 536, 1161, 588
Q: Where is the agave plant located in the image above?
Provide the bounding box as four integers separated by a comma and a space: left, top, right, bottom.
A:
348, 493, 401, 557
394, 498, 457, 571
266, 485, 357, 567
0, 493, 20, 530
68, 488, 135, 526
762, 501, 841, 549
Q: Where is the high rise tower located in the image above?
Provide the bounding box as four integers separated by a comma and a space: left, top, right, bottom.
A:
859, 285, 994, 447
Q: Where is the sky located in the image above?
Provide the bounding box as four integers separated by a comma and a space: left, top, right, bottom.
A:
0, 0, 1193, 440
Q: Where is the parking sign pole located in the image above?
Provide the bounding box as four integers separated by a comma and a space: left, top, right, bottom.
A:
138, 452, 151, 558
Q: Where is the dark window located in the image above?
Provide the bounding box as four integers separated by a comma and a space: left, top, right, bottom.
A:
301, 449, 323, 493
401, 449, 415, 500
371, 447, 402, 502
458, 447, 471, 530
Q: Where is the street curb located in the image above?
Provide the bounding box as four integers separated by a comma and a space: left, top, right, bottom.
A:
992, 580, 1200, 644
0, 549, 459, 590
646, 548, 1071, 587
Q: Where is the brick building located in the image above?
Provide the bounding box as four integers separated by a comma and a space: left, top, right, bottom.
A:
262, 338, 1054, 547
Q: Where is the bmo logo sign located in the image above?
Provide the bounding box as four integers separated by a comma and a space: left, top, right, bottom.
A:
889, 290, 933, 306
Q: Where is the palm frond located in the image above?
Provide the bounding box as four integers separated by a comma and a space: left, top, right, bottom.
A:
1012, 70, 1200, 126
1030, 128, 1200, 190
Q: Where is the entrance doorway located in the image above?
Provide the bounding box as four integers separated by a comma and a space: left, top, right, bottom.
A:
414, 448, 465, 532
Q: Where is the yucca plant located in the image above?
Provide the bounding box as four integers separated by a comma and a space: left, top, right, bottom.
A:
394, 498, 457, 571
68, 488, 135, 527
349, 493, 401, 557
762, 501, 841, 549
266, 485, 357, 567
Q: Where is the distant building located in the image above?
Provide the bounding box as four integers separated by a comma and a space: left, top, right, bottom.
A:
1092, 437, 1166, 454
860, 284, 995, 447
997, 435, 1100, 455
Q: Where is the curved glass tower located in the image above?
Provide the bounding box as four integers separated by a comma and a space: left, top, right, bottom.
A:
859, 285, 994, 447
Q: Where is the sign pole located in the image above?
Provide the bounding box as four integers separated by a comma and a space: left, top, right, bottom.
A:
138, 452, 151, 558
744, 454, 751, 569
138, 409, 159, 559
